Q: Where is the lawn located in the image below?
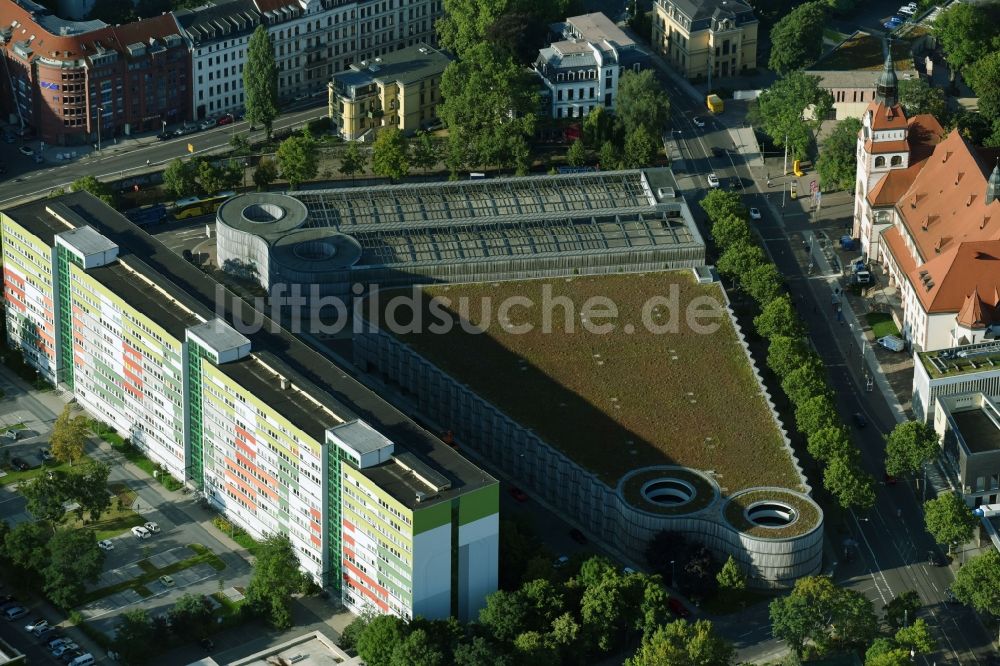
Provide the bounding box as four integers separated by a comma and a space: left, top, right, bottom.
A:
211, 516, 260, 557
865, 312, 900, 338
386, 272, 802, 493
814, 31, 914, 71
0, 455, 94, 487
64, 482, 145, 540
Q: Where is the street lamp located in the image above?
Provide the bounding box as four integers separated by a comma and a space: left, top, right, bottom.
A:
670, 560, 676, 588
96, 106, 104, 152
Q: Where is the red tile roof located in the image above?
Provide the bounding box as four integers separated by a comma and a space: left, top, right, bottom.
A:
908, 240, 1000, 315
111, 13, 181, 47
866, 101, 908, 130
865, 114, 944, 207
0, 1, 114, 60
865, 139, 910, 153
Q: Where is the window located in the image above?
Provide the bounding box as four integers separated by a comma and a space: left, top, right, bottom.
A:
874, 156, 886, 167
890, 155, 902, 166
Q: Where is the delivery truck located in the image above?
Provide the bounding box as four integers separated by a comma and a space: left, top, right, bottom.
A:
706, 94, 724, 114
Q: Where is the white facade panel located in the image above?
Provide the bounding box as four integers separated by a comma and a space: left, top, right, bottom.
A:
411, 522, 451, 620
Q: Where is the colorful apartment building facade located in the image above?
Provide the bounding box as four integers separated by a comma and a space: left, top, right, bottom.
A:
0, 192, 498, 621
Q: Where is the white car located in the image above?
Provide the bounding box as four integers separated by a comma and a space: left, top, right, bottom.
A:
749, 207, 762, 220
24, 619, 47, 632
199, 118, 216, 130
131, 526, 150, 540
898, 5, 915, 14
52, 642, 79, 657
143, 521, 160, 533
98, 539, 114, 551
692, 116, 706, 128
707, 173, 720, 188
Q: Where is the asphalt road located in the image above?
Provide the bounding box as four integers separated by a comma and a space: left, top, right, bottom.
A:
0, 101, 329, 208
657, 65, 993, 662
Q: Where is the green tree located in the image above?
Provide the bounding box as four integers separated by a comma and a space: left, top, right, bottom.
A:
716, 556, 747, 592
817, 117, 862, 191
513, 631, 558, 665
372, 127, 411, 181
197, 159, 226, 195
866, 638, 911, 666
245, 534, 310, 629
755, 294, 801, 339
566, 138, 587, 167
711, 214, 752, 250
519, 578, 564, 630
623, 124, 658, 168
163, 159, 199, 198
825, 453, 876, 510
21, 473, 68, 523
626, 619, 734, 665
114, 608, 156, 665
598, 141, 620, 170
882, 590, 921, 631
795, 393, 838, 434
616, 69, 670, 136
221, 159, 244, 190
742, 262, 783, 305
752, 71, 833, 159
51, 404, 88, 466
439, 44, 538, 169
339, 142, 367, 180
894, 618, 935, 655
357, 614, 408, 666
884, 420, 940, 477
253, 157, 278, 191
932, 2, 1000, 74
637, 579, 671, 641
767, 335, 811, 377
411, 133, 441, 172
923, 492, 977, 551
768, 1, 828, 74
230, 132, 251, 154
770, 576, 863, 656
897, 78, 948, 119
716, 240, 765, 279
454, 636, 509, 666
965, 51, 1000, 124
244, 25, 279, 137
66, 460, 110, 522
699, 189, 747, 224
479, 589, 529, 642
44, 529, 105, 607
276, 136, 319, 190
70, 175, 115, 206
169, 593, 213, 640
390, 628, 444, 666
580, 570, 631, 651
436, 0, 508, 57
2, 521, 48, 574
781, 362, 828, 407
583, 105, 614, 147
807, 425, 852, 462
951, 549, 1000, 616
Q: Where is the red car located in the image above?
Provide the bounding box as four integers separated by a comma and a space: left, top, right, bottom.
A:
668, 597, 691, 618
884, 473, 898, 485
508, 486, 528, 502
216, 113, 235, 127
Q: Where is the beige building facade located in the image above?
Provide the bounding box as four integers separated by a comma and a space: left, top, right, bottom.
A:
328, 42, 450, 141
651, 0, 757, 82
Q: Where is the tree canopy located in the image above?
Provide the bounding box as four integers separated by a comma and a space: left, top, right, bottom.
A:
245, 533, 311, 629
50, 404, 88, 465
824, 453, 876, 510
932, 2, 1000, 74
615, 70, 671, 136
951, 549, 1000, 616
163, 159, 199, 198
923, 492, 977, 550
897, 78, 947, 119
752, 72, 833, 160
768, 2, 827, 74
372, 127, 411, 181
770, 576, 876, 657
816, 117, 862, 191
884, 420, 939, 477
244, 26, 279, 136
276, 135, 319, 189
70, 175, 115, 206
625, 619, 734, 666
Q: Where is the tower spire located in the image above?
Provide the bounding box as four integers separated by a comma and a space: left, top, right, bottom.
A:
875, 44, 899, 107
988, 160, 1000, 205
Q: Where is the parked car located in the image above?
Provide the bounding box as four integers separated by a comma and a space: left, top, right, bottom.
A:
156, 132, 173, 141
216, 113, 235, 126
10, 457, 29, 471
853, 412, 868, 428
899, 5, 916, 15
692, 116, 706, 128
52, 641, 79, 657
3, 606, 27, 620
39, 448, 53, 461
878, 335, 905, 352
552, 555, 570, 568
18, 146, 33, 156
144, 521, 161, 533
33, 624, 53, 637
199, 118, 216, 131
749, 207, 762, 220
707, 173, 720, 188
24, 618, 47, 632
98, 539, 114, 551
159, 575, 175, 587
508, 486, 528, 502
131, 525, 151, 539
945, 587, 960, 603
668, 597, 691, 618
47, 636, 69, 650
928, 550, 947, 567
569, 528, 588, 545
883, 472, 898, 485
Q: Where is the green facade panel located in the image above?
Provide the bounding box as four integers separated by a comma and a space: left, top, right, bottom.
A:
458, 484, 499, 526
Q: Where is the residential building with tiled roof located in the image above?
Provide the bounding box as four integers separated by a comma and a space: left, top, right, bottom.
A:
650, 0, 757, 82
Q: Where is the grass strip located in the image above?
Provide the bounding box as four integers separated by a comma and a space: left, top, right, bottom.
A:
80, 543, 226, 604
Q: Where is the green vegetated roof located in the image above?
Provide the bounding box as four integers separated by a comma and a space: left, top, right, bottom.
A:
920, 349, 1000, 378
383, 271, 802, 494
813, 31, 914, 72
723, 489, 822, 539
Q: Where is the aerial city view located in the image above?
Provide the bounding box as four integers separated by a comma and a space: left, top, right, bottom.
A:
0, 0, 999, 662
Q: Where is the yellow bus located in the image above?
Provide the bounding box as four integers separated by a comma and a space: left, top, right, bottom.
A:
171, 191, 236, 220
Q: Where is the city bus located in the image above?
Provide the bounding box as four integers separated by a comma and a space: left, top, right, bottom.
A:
170, 191, 236, 220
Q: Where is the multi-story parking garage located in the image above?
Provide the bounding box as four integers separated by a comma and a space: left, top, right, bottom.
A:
215, 169, 708, 296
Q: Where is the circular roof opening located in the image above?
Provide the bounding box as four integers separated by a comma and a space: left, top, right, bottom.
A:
641, 478, 695, 506
745, 501, 798, 528
242, 203, 286, 224
293, 239, 338, 261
